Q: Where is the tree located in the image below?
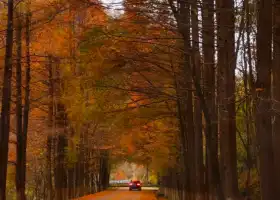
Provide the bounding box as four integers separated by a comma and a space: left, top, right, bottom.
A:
256, 0, 276, 199
216, 0, 239, 199
273, 0, 280, 198
191, 1, 204, 199
0, 1, 14, 199
2, 0, 280, 199
15, 8, 24, 200
201, 0, 216, 198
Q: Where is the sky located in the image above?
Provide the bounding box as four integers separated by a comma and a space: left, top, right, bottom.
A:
101, 0, 124, 17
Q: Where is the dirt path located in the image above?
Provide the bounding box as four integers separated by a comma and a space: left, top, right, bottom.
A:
75, 187, 159, 200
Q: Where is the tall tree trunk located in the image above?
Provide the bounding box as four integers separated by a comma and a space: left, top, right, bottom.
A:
186, 76, 195, 200
46, 137, 53, 200
15, 11, 25, 200
99, 151, 109, 191
256, 0, 276, 199
168, 0, 225, 198
68, 165, 75, 198
0, 0, 14, 199
191, 1, 204, 199
54, 134, 67, 200
216, 0, 239, 199
18, 10, 31, 200
246, 2, 256, 196
84, 132, 90, 195
53, 58, 68, 200
178, 1, 196, 198
76, 140, 85, 197
171, 39, 188, 199
242, 17, 252, 198
15, 10, 31, 200
273, 0, 280, 197
47, 55, 54, 200
243, 0, 252, 196
175, 78, 188, 199
201, 0, 218, 199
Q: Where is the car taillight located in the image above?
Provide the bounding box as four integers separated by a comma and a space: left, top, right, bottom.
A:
129, 183, 132, 186
137, 183, 140, 186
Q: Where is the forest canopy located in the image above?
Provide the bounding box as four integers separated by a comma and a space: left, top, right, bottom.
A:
0, 0, 279, 200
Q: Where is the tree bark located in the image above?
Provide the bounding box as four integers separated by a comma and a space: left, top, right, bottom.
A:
273, 0, 280, 197
52, 58, 68, 200
17, 10, 31, 200
201, 0, 218, 199
47, 55, 54, 200
54, 134, 67, 200
0, 0, 14, 199
191, 1, 204, 199
46, 136, 53, 200
15, 10, 26, 200
178, 1, 196, 198
256, 0, 276, 199
216, 0, 239, 199
168, 0, 225, 198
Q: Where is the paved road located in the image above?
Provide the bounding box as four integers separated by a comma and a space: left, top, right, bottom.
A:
77, 187, 159, 200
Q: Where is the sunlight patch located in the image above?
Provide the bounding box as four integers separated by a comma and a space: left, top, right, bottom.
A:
101, 0, 124, 18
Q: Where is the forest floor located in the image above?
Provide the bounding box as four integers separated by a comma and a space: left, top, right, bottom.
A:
74, 187, 163, 200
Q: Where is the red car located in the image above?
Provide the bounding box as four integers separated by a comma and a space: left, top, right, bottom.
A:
129, 180, 142, 191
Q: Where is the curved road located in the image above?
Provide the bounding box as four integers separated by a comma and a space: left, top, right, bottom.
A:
76, 187, 159, 200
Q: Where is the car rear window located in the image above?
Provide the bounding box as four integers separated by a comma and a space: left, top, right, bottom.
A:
133, 181, 140, 183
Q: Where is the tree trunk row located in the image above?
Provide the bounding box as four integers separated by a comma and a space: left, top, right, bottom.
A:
45, 56, 110, 200
161, 0, 280, 199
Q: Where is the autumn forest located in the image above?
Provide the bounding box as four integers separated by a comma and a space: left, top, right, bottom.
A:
0, 0, 279, 199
